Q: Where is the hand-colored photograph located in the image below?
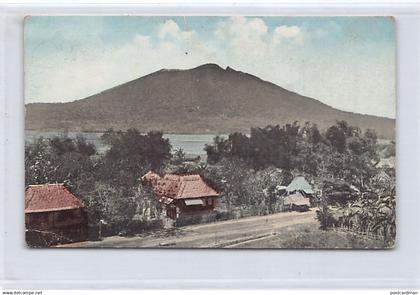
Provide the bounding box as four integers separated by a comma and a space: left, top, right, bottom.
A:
24, 16, 396, 248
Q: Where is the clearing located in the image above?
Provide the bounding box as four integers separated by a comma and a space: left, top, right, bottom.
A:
63, 209, 317, 248
61, 209, 387, 249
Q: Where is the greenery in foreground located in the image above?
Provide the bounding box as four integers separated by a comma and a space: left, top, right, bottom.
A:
25, 121, 396, 244
232, 223, 390, 249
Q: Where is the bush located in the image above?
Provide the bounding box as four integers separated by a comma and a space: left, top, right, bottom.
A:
316, 205, 338, 230
215, 211, 233, 221
87, 224, 101, 241
174, 212, 217, 227
125, 219, 164, 236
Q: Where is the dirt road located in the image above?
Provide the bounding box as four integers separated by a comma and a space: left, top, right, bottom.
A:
64, 209, 317, 248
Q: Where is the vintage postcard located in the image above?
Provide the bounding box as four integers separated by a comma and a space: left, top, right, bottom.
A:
24, 16, 396, 248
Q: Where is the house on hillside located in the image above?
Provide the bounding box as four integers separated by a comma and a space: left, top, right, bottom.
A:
140, 171, 220, 224
25, 183, 88, 247
283, 191, 310, 212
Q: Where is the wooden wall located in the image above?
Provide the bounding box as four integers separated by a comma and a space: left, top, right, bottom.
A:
25, 208, 88, 247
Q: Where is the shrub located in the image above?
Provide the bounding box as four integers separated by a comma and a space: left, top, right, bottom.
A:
316, 204, 338, 230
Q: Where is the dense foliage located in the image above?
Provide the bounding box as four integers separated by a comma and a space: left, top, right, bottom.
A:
25, 136, 97, 193
204, 121, 381, 188
203, 121, 395, 243
25, 121, 396, 243
25, 129, 171, 237
316, 184, 396, 247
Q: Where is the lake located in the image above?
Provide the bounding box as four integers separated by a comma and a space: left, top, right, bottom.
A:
25, 130, 225, 156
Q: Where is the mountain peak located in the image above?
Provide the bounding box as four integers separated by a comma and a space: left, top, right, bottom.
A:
25, 64, 395, 139
192, 63, 224, 71
157, 63, 233, 74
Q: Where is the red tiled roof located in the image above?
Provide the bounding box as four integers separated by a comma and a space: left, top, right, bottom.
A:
141, 171, 161, 184
142, 171, 219, 200
25, 183, 85, 213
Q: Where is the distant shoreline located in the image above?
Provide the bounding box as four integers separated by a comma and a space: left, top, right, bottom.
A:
24, 129, 232, 136
24, 128, 393, 140
25, 130, 216, 156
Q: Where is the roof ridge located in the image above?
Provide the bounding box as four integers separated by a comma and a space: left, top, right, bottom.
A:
144, 172, 220, 199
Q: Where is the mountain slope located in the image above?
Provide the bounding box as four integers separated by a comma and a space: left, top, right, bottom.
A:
25, 63, 395, 139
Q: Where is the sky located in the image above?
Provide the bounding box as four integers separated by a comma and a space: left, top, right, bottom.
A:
24, 16, 396, 118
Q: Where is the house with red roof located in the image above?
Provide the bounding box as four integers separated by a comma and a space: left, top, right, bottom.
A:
141, 171, 220, 223
25, 183, 88, 247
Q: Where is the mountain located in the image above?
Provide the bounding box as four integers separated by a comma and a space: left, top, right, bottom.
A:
25, 63, 395, 139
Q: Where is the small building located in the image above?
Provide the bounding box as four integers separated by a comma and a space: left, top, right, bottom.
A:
141, 171, 220, 224
286, 176, 315, 196
283, 191, 310, 212
25, 183, 88, 247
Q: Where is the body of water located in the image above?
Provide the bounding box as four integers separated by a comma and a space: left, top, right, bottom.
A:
25, 130, 225, 156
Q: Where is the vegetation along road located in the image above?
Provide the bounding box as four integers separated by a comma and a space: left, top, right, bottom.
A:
65, 209, 318, 248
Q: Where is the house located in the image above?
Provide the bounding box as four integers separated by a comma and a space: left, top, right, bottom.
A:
286, 176, 315, 196
25, 183, 88, 247
283, 191, 310, 212
284, 175, 315, 208
141, 171, 220, 223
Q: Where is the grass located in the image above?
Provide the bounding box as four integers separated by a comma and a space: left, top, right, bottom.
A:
232, 223, 390, 249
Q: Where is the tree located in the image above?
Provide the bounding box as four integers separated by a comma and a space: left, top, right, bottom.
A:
201, 158, 250, 213
99, 129, 171, 187
25, 136, 97, 195
382, 141, 395, 158
143, 131, 172, 170
310, 124, 322, 146
86, 182, 137, 231
25, 138, 55, 185
326, 125, 346, 153
242, 167, 286, 215
204, 135, 230, 164
171, 148, 186, 165
247, 125, 294, 170
229, 132, 251, 161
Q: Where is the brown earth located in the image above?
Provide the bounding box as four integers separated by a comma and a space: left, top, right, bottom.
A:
60, 209, 318, 248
